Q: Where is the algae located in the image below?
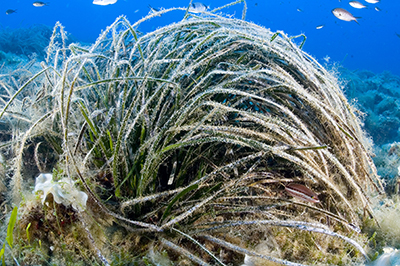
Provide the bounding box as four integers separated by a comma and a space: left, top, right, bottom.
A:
0, 1, 390, 265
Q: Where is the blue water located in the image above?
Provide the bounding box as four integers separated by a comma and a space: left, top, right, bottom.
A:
0, 0, 399, 76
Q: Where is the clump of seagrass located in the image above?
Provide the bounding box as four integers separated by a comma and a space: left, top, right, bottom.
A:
0, 1, 385, 265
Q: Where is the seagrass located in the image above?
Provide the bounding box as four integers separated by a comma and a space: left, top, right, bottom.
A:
0, 1, 385, 264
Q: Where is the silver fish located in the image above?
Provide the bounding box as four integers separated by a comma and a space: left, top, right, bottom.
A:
332, 8, 360, 24
349, 1, 366, 9
93, 0, 117, 6
33, 1, 49, 7
316, 25, 324, 30
365, 0, 379, 3
375, 7, 381, 11
189, 2, 208, 13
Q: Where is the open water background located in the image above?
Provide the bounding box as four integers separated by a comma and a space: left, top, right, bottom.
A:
0, 0, 399, 76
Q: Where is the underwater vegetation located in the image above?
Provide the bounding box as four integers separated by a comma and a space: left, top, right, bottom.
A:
0, 1, 391, 265
0, 24, 75, 64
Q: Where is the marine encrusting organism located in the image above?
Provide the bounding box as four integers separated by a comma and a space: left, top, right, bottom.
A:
33, 173, 88, 212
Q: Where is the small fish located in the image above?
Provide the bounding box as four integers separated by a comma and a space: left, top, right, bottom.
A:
365, 0, 379, 3
92, 0, 117, 6
316, 24, 324, 30
5, 9, 17, 15
332, 8, 360, 24
148, 5, 162, 17
284, 183, 320, 203
348, 223, 362, 233
349, 1, 366, 9
33, 1, 49, 7
388, 143, 399, 156
148, 5, 159, 13
189, 2, 208, 13
374, 7, 381, 11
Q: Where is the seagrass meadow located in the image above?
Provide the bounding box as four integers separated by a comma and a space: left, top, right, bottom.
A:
0, 1, 391, 265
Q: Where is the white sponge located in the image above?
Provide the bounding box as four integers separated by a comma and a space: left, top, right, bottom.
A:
33, 173, 88, 212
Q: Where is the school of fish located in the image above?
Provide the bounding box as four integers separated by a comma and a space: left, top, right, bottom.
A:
4, 1, 209, 14
331, 0, 381, 24
3, 0, 380, 28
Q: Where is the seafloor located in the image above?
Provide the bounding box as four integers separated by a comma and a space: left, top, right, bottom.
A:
1, 18, 400, 265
